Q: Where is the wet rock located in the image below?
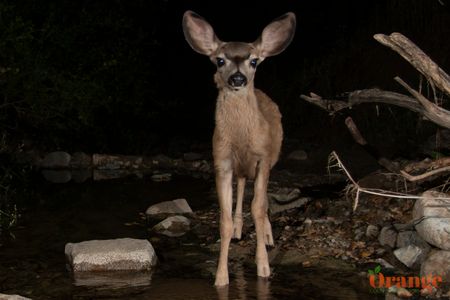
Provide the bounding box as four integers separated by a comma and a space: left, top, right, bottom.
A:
0, 294, 31, 300
183, 152, 203, 161
146, 199, 193, 217
287, 150, 308, 161
42, 170, 72, 183
366, 224, 379, 239
152, 215, 191, 237
378, 226, 397, 248
151, 173, 172, 182
65, 238, 157, 272
420, 250, 450, 282
413, 190, 450, 250
41, 151, 71, 169
92, 154, 143, 170
70, 152, 92, 168
393, 245, 427, 268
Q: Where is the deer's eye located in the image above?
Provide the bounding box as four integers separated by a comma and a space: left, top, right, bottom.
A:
216, 57, 225, 67
250, 58, 258, 68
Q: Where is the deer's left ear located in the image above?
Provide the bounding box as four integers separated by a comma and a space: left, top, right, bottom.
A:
254, 12, 296, 58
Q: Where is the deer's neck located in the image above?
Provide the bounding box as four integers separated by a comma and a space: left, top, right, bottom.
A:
215, 86, 260, 133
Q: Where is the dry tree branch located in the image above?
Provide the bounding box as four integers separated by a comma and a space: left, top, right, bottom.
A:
374, 33, 450, 97
329, 151, 450, 211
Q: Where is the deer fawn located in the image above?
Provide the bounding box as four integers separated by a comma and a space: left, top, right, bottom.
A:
182, 11, 296, 286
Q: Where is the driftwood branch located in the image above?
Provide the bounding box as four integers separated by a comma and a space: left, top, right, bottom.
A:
374, 33, 450, 97
300, 88, 424, 115
300, 33, 450, 129
401, 157, 450, 182
394, 77, 450, 128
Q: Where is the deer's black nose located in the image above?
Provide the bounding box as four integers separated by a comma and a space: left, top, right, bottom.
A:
228, 72, 247, 87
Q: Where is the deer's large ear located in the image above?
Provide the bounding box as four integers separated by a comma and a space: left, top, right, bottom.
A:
183, 11, 220, 56
254, 12, 296, 58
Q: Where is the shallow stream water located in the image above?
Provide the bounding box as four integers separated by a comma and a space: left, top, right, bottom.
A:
0, 174, 383, 299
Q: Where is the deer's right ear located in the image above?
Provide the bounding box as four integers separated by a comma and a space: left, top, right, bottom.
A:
183, 11, 220, 56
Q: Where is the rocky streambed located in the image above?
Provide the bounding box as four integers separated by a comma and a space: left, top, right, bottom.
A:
1, 149, 450, 299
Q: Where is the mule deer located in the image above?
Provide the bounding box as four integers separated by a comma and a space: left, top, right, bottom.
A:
182, 11, 296, 286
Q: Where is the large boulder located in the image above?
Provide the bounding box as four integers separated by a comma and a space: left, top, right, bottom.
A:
420, 250, 450, 282
413, 190, 450, 250
65, 238, 157, 272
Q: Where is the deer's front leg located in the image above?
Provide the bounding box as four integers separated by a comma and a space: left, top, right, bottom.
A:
233, 177, 246, 239
214, 159, 233, 286
252, 161, 271, 278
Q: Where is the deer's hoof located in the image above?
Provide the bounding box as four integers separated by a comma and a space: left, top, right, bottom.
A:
257, 263, 271, 278
214, 274, 229, 286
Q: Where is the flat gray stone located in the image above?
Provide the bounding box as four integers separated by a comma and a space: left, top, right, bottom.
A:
153, 215, 191, 237
65, 238, 157, 272
41, 151, 71, 169
413, 190, 450, 250
146, 199, 193, 216
393, 245, 427, 268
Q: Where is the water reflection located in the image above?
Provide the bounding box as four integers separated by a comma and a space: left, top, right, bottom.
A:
216, 267, 272, 300
72, 271, 153, 289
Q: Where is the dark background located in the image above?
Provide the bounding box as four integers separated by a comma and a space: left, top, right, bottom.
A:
1, 0, 449, 157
